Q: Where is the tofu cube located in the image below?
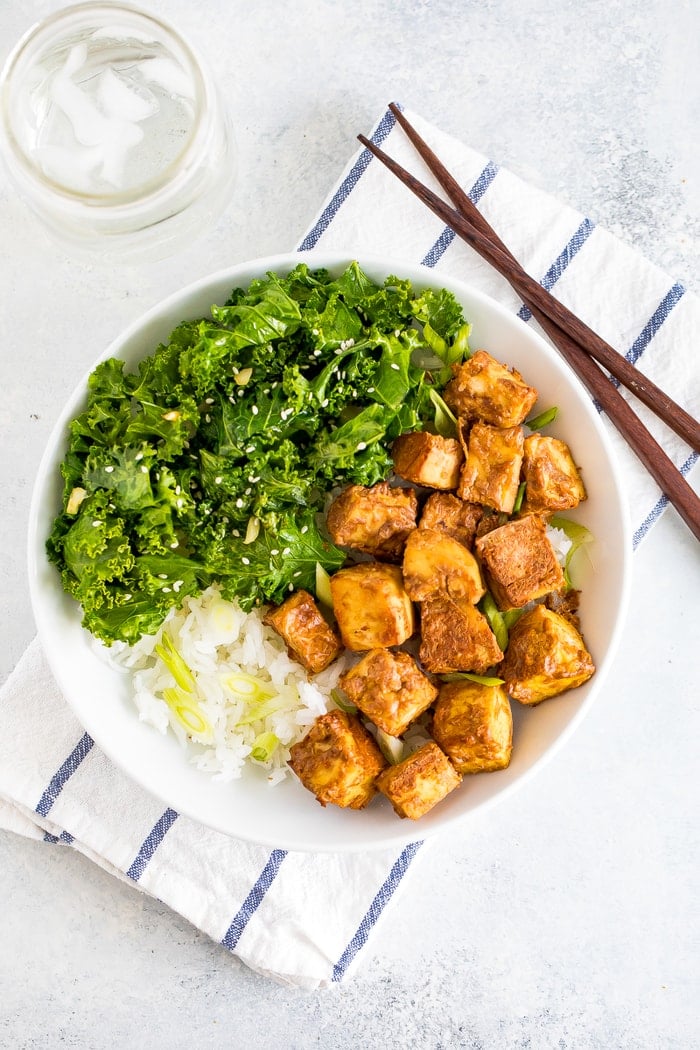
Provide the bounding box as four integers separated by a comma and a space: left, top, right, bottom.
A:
402, 528, 485, 604
501, 604, 595, 704
376, 741, 462, 820
263, 590, 342, 673
458, 423, 524, 513
289, 710, 387, 809
419, 595, 504, 674
521, 434, 586, 514
444, 349, 538, 427
419, 492, 483, 550
475, 515, 565, 610
432, 680, 513, 774
391, 431, 464, 490
326, 481, 417, 559
339, 648, 438, 737
330, 562, 415, 651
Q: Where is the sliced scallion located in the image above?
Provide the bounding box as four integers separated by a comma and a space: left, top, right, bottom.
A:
154, 633, 196, 693
478, 592, 509, 651
315, 562, 334, 608
162, 686, 212, 736
250, 731, 280, 762
440, 672, 505, 686
526, 406, 559, 430
429, 387, 459, 438
549, 515, 594, 588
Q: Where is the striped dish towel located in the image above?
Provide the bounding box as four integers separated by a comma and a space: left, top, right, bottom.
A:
1, 105, 697, 990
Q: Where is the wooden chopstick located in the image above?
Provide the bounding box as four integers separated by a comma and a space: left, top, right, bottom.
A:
385, 105, 700, 455
357, 122, 700, 543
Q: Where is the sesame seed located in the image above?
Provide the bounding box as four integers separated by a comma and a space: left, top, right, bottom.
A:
104, 465, 114, 473
390, 363, 400, 371
205, 414, 211, 423
270, 549, 279, 556
241, 557, 250, 566
135, 451, 143, 461
300, 526, 308, 534
282, 547, 291, 556
215, 476, 223, 484
235, 498, 244, 508
356, 442, 367, 451
251, 405, 259, 415
162, 586, 171, 593
91, 520, 101, 527
141, 465, 148, 474
173, 580, 183, 593
205, 397, 214, 405
158, 573, 168, 579
170, 540, 179, 548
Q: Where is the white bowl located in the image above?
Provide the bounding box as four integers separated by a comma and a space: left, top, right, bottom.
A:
28, 251, 632, 852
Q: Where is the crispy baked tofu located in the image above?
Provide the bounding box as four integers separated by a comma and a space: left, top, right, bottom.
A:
288, 710, 387, 809
326, 481, 418, 559
339, 648, 438, 737
391, 431, 464, 490
402, 528, 485, 604
521, 434, 586, 514
501, 604, 595, 704
475, 514, 566, 610
419, 492, 483, 549
263, 590, 343, 674
444, 349, 538, 427
376, 741, 462, 820
329, 562, 415, 651
457, 423, 524, 513
432, 680, 513, 774
419, 595, 504, 674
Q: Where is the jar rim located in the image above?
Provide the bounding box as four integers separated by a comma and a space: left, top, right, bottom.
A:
0, 1, 213, 211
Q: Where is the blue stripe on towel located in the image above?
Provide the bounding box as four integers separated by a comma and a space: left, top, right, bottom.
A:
331, 840, 424, 982
633, 450, 699, 548
44, 830, 75, 845
625, 281, 685, 365
35, 732, 94, 817
221, 849, 288, 952
518, 217, 596, 321
126, 807, 179, 882
298, 107, 398, 251
421, 161, 499, 268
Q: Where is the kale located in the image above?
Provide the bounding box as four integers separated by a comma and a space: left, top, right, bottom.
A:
47, 261, 470, 644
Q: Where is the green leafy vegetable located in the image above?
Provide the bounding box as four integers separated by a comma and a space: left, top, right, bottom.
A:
47, 262, 470, 644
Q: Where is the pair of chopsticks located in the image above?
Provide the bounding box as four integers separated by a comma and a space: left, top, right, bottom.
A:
358, 104, 700, 543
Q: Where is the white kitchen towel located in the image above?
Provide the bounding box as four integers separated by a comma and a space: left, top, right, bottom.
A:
1, 104, 698, 990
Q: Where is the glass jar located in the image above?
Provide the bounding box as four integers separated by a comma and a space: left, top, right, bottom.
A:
0, 2, 236, 261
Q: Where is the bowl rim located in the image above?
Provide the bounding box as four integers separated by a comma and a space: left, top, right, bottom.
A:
27, 249, 633, 852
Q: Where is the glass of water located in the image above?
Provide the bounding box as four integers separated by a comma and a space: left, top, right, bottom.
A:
0, 2, 236, 261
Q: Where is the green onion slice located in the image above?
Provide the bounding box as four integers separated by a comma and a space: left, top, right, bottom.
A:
315, 562, 334, 608
154, 633, 196, 693
479, 592, 509, 651
250, 731, 280, 762
512, 481, 526, 514
223, 671, 275, 703
549, 515, 594, 588
162, 686, 212, 737
440, 672, 506, 686
429, 387, 459, 438
330, 688, 357, 714
422, 321, 449, 360
526, 406, 559, 430
449, 322, 472, 364
375, 728, 404, 765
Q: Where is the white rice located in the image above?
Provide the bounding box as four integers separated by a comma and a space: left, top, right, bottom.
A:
107, 585, 352, 784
